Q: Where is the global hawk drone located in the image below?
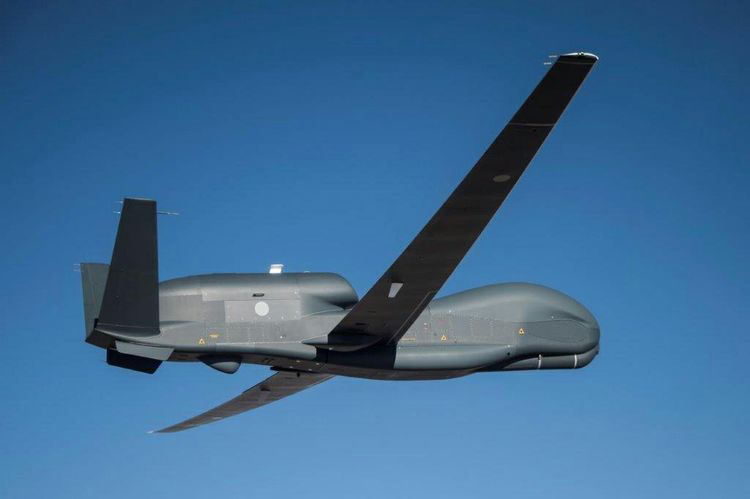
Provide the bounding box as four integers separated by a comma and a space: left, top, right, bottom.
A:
81, 52, 600, 432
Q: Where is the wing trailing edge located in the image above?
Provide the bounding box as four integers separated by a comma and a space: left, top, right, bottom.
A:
155, 370, 334, 433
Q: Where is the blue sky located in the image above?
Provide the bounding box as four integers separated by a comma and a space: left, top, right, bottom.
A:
2, 1, 748, 497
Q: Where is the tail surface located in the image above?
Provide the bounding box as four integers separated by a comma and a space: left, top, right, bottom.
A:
97, 198, 160, 335
80, 198, 163, 373
80, 262, 109, 345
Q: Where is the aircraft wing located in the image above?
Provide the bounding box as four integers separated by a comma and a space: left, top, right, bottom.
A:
329, 52, 598, 347
155, 370, 334, 433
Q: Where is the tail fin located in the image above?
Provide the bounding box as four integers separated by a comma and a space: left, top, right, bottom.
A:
97, 198, 160, 336
80, 262, 110, 346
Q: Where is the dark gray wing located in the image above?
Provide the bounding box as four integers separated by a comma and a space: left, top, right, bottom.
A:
329, 52, 598, 346
155, 371, 334, 433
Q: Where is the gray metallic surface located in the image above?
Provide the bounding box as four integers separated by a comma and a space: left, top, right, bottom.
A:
200, 355, 241, 374
115, 341, 173, 361
80, 52, 601, 432
80, 263, 108, 339
157, 370, 334, 433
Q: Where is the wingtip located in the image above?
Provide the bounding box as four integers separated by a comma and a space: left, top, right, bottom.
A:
560, 52, 599, 62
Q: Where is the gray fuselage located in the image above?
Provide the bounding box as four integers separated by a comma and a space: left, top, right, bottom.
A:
103, 272, 599, 380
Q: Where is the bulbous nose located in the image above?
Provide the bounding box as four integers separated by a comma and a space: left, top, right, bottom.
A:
571, 316, 599, 368
579, 313, 600, 353
550, 289, 599, 354
565, 304, 599, 367
574, 342, 599, 368
515, 285, 600, 361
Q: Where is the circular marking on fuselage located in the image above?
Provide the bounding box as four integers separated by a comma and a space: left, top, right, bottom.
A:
255, 301, 270, 316
493, 174, 511, 183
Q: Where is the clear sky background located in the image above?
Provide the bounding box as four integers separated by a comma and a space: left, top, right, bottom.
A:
1, 1, 748, 497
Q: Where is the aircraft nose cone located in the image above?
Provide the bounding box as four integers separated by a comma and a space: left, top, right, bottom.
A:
553, 307, 599, 368
556, 291, 599, 352
550, 294, 600, 355
582, 314, 600, 352
573, 309, 600, 367
575, 343, 600, 368
587, 324, 600, 356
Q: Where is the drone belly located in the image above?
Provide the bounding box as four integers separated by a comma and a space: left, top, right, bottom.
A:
393, 344, 513, 371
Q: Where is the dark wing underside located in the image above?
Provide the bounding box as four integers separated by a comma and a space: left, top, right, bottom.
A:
329, 53, 598, 346
156, 371, 334, 433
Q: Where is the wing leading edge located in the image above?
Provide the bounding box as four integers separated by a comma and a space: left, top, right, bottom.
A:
329, 52, 598, 346
155, 371, 334, 433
